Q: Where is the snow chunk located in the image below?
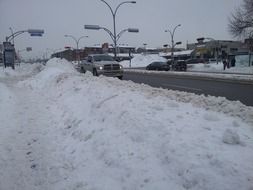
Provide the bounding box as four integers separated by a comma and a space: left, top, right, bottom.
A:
222, 129, 240, 145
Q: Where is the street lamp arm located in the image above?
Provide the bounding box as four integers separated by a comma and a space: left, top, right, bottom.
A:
165, 29, 173, 38
172, 24, 181, 38
77, 36, 88, 43
116, 29, 128, 41
7, 29, 44, 42
100, 0, 114, 16
77, 36, 88, 49
9, 27, 14, 44
115, 1, 134, 15
65, 35, 78, 44
6, 30, 27, 42
100, 27, 115, 42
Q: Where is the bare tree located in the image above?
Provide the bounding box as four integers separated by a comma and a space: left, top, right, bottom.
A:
229, 0, 253, 66
229, 0, 253, 38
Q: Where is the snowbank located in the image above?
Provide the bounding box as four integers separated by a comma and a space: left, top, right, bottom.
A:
120, 54, 167, 68
188, 62, 253, 74
11, 58, 253, 190
0, 62, 44, 79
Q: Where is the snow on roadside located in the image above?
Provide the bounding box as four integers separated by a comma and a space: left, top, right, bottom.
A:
187, 62, 253, 74
0, 63, 44, 79
9, 58, 252, 189
120, 54, 167, 68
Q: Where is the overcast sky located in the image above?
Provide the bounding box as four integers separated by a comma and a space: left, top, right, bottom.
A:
0, 0, 243, 59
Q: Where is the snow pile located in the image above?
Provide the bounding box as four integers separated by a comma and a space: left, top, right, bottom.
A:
188, 62, 253, 74
236, 55, 251, 67
8, 58, 252, 190
20, 58, 76, 90
0, 63, 44, 79
120, 54, 167, 68
222, 129, 241, 145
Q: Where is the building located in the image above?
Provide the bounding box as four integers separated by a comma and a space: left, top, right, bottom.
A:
52, 43, 136, 61
84, 43, 136, 54
51, 48, 88, 61
159, 50, 194, 61
187, 40, 248, 59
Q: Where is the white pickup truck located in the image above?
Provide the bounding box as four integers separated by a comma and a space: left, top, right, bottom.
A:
79, 54, 124, 79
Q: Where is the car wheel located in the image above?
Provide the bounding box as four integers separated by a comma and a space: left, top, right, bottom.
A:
93, 69, 98, 76
118, 76, 123, 80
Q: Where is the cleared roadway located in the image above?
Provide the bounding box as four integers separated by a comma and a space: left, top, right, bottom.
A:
123, 71, 253, 106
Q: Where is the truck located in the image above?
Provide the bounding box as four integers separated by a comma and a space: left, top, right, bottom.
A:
79, 54, 124, 79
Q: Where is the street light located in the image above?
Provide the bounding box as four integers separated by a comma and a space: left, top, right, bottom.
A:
84, 25, 138, 56
9, 27, 14, 45
64, 34, 88, 63
143, 43, 147, 54
165, 24, 181, 64
4, 28, 44, 69
6, 29, 44, 42
84, 0, 138, 59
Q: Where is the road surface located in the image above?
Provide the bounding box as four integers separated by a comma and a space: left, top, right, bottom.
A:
123, 71, 253, 106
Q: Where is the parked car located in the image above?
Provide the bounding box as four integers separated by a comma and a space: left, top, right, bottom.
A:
79, 54, 123, 79
169, 60, 187, 71
167, 60, 187, 71
146, 61, 170, 71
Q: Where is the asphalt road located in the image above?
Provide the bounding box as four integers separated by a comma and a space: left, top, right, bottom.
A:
123, 71, 253, 106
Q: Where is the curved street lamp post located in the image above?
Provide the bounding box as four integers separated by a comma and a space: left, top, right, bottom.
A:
64, 35, 88, 63
6, 29, 44, 42
4, 28, 44, 69
85, 0, 138, 59
9, 27, 15, 45
165, 24, 181, 64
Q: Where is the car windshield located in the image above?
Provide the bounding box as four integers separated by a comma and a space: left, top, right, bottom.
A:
93, 55, 114, 62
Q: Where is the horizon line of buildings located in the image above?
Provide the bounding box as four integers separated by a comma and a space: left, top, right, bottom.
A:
51, 39, 250, 62
1, 38, 251, 63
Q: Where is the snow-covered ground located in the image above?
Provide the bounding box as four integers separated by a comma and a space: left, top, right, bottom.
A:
0, 58, 253, 190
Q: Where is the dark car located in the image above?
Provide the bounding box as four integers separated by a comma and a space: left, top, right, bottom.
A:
167, 60, 187, 71
146, 61, 170, 71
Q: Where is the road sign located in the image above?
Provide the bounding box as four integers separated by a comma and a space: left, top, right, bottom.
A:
3, 42, 15, 69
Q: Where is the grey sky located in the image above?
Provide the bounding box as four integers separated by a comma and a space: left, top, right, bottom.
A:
0, 0, 243, 59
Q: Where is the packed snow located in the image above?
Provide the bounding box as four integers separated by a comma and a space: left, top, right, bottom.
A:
0, 58, 253, 190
